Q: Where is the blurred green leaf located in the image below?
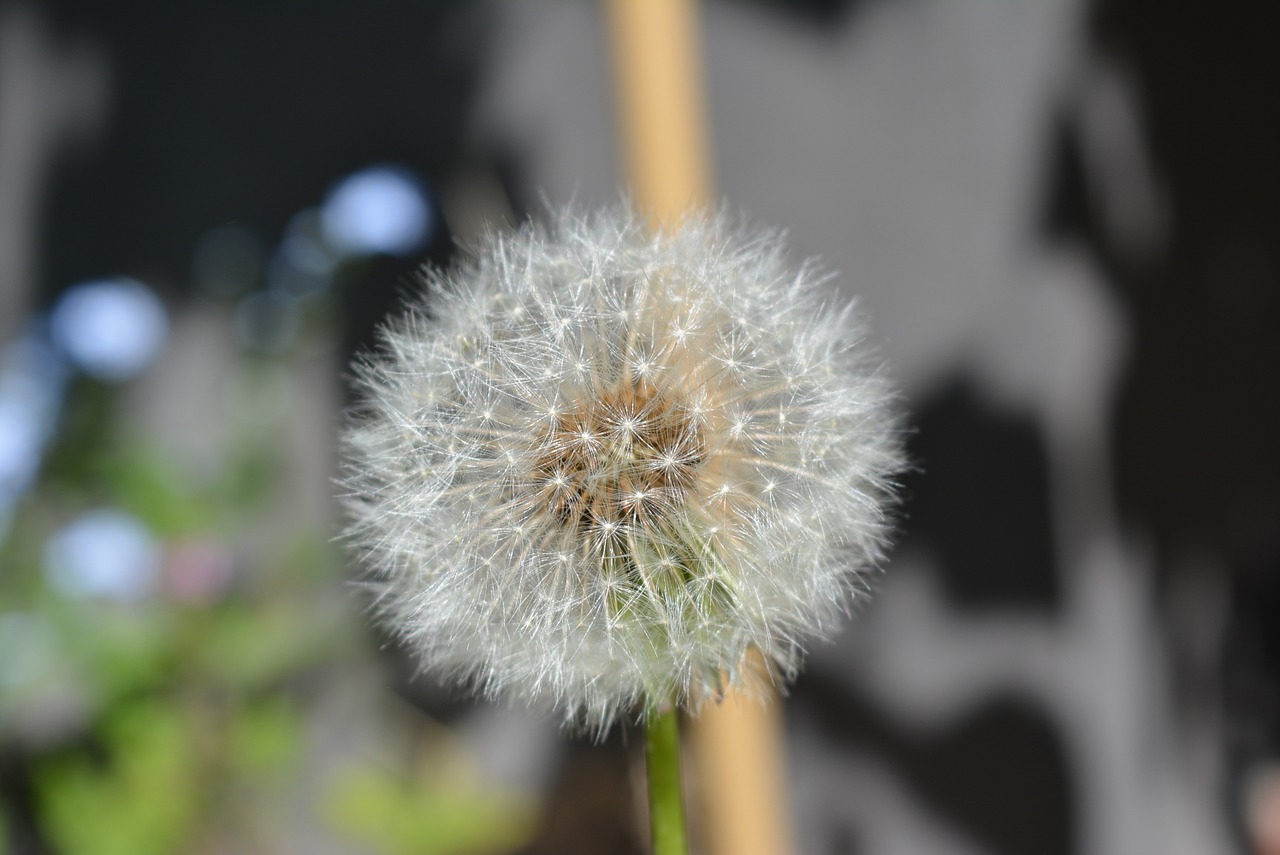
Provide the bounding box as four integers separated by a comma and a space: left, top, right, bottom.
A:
228, 699, 300, 777
211, 441, 279, 511
196, 601, 332, 689
103, 449, 209, 537
270, 530, 344, 586
327, 767, 535, 855
61, 607, 175, 699
37, 700, 201, 855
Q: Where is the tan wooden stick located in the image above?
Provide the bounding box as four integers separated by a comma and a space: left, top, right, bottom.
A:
606, 0, 711, 226
605, 2, 793, 853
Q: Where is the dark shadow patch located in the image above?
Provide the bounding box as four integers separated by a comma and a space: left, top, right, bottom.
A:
795, 671, 1075, 855
901, 378, 1060, 612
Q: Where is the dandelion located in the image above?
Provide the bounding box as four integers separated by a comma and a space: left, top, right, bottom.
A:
341, 203, 904, 734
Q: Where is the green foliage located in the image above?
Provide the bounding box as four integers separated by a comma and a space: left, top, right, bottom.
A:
194, 600, 337, 690
3, 316, 543, 854
65, 607, 176, 699
226, 698, 301, 777
37, 701, 200, 855
100, 449, 212, 537
33, 690, 306, 854
327, 764, 535, 855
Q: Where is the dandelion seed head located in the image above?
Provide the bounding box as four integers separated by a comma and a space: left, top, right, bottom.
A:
341, 204, 905, 733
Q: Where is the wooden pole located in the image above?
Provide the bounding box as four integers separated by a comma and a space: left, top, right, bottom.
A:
606, 0, 711, 226
605, 3, 793, 854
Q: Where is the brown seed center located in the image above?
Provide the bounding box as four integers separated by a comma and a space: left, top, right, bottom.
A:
532, 379, 706, 533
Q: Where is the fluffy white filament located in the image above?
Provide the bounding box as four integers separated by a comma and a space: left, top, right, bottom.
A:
341, 204, 904, 732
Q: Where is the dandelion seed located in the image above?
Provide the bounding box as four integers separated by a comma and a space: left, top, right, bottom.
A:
341, 203, 905, 732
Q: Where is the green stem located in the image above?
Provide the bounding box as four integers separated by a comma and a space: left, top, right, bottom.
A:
645, 706, 688, 855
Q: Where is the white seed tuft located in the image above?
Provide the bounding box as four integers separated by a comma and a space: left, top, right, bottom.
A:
340, 204, 905, 733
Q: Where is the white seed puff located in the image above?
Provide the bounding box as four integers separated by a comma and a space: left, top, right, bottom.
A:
341, 204, 905, 731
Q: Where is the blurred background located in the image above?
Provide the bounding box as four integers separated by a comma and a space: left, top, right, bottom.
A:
1, 1, 1277, 853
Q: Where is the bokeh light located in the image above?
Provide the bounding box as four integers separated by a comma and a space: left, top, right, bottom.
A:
320, 165, 431, 257
43, 509, 161, 603
50, 277, 169, 382
163, 539, 235, 604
